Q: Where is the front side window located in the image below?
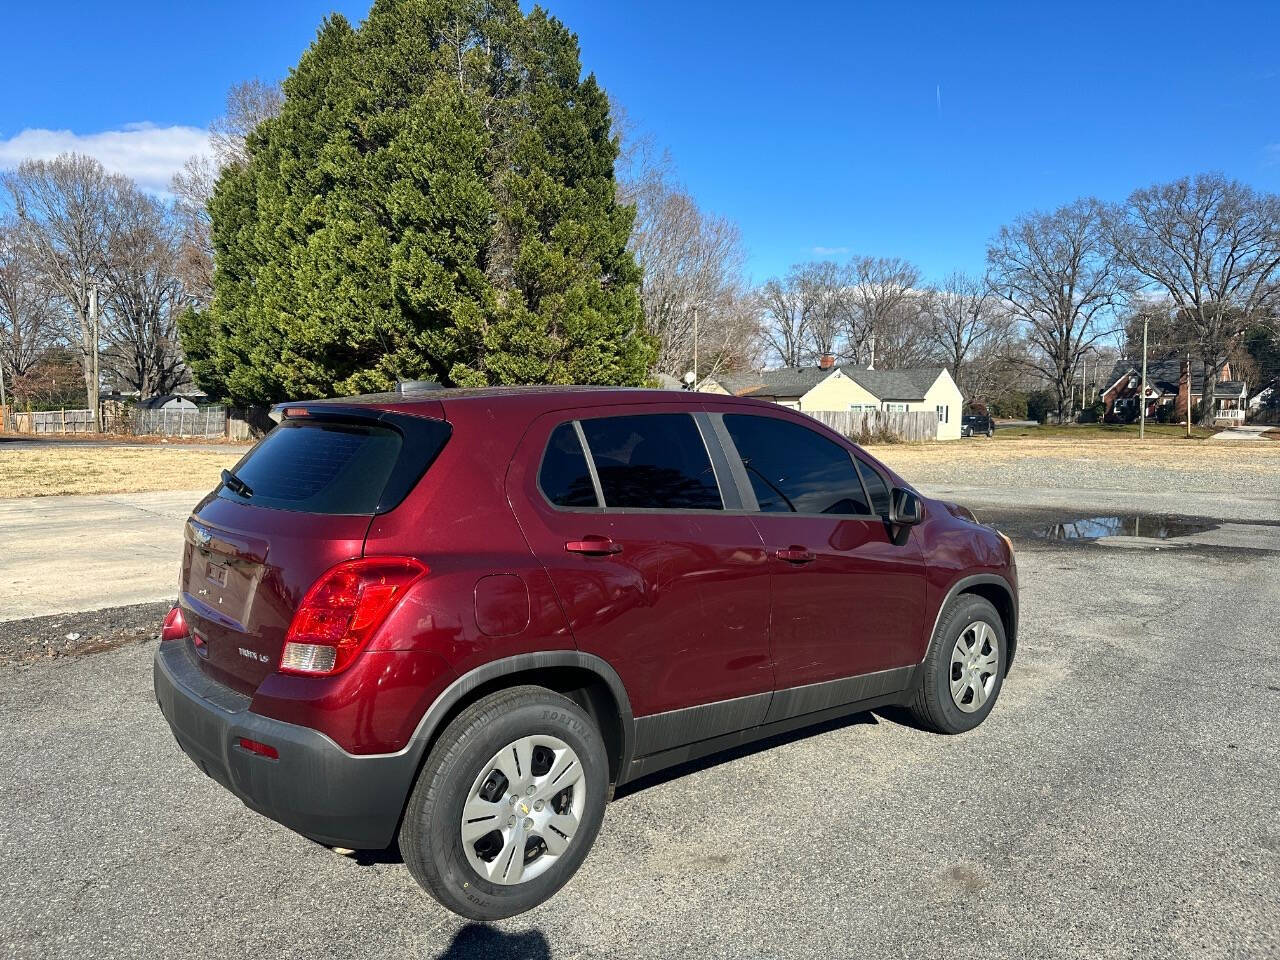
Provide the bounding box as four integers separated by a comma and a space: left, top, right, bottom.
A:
936, 405, 948, 423
722, 414, 870, 515
579, 414, 722, 510
854, 458, 891, 517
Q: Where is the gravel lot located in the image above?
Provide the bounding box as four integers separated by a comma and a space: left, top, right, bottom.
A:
870, 436, 1280, 494
3, 472, 1278, 959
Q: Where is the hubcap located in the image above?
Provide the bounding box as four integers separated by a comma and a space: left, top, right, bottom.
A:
460, 735, 585, 885
949, 620, 999, 713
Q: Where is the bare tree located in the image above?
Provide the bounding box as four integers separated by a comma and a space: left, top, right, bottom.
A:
921, 270, 1014, 403
623, 162, 757, 377
847, 255, 921, 366
2, 155, 128, 428
171, 79, 283, 304
101, 185, 191, 397
757, 262, 853, 367
1106, 174, 1280, 424
758, 270, 811, 367
988, 198, 1126, 421
0, 216, 61, 401
871, 293, 935, 369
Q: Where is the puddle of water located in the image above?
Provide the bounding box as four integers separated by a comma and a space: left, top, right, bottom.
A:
1033, 515, 1218, 541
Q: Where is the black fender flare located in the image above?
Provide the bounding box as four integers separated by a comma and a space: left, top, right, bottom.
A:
404, 650, 636, 782
923, 573, 1019, 671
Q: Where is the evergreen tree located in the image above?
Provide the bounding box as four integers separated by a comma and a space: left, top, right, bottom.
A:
182, 0, 653, 403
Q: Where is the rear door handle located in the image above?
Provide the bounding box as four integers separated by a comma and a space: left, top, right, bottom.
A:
565, 536, 623, 556
775, 546, 816, 564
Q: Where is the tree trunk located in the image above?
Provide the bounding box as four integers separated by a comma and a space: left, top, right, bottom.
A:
1197, 355, 1219, 427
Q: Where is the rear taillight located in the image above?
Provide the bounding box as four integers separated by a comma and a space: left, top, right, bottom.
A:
280, 556, 427, 677
161, 607, 188, 642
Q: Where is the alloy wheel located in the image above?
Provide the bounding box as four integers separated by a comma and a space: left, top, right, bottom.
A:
949, 620, 999, 713
460, 735, 585, 885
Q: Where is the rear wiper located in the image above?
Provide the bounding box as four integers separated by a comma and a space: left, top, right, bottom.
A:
220, 468, 254, 499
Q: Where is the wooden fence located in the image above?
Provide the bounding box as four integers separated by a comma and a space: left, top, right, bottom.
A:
806, 408, 939, 443
13, 408, 98, 435
11, 405, 228, 437
128, 406, 227, 437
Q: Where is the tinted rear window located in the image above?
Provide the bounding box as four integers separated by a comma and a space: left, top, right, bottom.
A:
539, 422, 600, 508
580, 414, 722, 510
723, 414, 870, 515
220, 420, 404, 515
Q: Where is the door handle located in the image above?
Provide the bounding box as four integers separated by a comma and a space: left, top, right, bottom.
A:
775, 546, 816, 564
565, 536, 623, 556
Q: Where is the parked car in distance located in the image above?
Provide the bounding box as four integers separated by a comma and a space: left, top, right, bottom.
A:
153, 386, 1019, 920
962, 413, 995, 438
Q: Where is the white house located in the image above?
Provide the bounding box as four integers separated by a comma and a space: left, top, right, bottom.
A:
699, 359, 963, 440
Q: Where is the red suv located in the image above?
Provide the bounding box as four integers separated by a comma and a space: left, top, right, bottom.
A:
154, 386, 1018, 919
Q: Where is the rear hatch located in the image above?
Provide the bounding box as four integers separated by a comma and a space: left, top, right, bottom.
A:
180, 404, 450, 695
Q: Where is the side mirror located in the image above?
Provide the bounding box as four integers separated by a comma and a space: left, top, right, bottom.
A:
889, 487, 923, 526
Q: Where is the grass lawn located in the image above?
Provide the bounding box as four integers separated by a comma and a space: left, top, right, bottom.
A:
0, 445, 246, 499
992, 422, 1217, 441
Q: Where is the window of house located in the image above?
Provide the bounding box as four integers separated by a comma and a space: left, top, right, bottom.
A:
579, 414, 722, 510
885, 403, 908, 413
722, 414, 871, 515
538, 422, 600, 508
936, 405, 949, 423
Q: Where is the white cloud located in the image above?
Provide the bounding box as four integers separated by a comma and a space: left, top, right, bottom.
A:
0, 122, 212, 194
812, 245, 850, 256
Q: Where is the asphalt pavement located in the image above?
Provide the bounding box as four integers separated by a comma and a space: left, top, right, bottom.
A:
1, 487, 1277, 959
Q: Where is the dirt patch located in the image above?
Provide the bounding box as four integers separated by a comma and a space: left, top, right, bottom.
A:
0, 446, 244, 498
0, 601, 170, 667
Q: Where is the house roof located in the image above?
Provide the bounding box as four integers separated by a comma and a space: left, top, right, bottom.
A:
843, 365, 945, 401
1213, 380, 1247, 398
707, 366, 836, 399
1104, 358, 1214, 395
706, 364, 946, 402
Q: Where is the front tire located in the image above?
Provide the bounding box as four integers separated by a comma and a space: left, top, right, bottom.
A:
400, 685, 609, 920
907, 595, 1006, 734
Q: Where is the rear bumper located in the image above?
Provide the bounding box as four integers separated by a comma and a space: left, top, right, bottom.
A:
153, 640, 420, 849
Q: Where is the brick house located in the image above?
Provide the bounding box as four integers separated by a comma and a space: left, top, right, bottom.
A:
1100, 359, 1248, 424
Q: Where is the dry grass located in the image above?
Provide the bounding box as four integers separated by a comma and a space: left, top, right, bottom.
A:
869, 435, 1280, 473
0, 446, 246, 499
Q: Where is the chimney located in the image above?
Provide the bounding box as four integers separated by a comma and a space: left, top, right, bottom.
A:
819, 354, 835, 370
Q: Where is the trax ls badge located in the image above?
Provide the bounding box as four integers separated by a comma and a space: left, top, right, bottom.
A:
239, 647, 270, 663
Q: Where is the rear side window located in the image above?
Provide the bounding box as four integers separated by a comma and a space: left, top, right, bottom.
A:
219, 419, 441, 515
723, 414, 870, 515
579, 414, 722, 510
855, 458, 891, 518
539, 422, 600, 508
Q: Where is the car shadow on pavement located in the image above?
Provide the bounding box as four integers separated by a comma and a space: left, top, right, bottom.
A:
613, 710, 880, 801
434, 923, 551, 960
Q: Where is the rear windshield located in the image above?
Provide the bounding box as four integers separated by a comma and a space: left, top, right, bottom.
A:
219, 420, 408, 515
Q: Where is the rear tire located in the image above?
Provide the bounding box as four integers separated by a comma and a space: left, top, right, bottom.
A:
400, 685, 609, 920
907, 595, 1005, 734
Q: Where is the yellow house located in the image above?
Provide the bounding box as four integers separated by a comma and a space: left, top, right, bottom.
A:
700, 363, 963, 440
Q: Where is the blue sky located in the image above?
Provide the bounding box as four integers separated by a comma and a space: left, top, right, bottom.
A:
3, 0, 1277, 283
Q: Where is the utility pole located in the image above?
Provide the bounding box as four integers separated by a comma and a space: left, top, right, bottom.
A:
692, 306, 698, 385
1139, 314, 1149, 439
1186, 352, 1192, 438
89, 284, 101, 432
